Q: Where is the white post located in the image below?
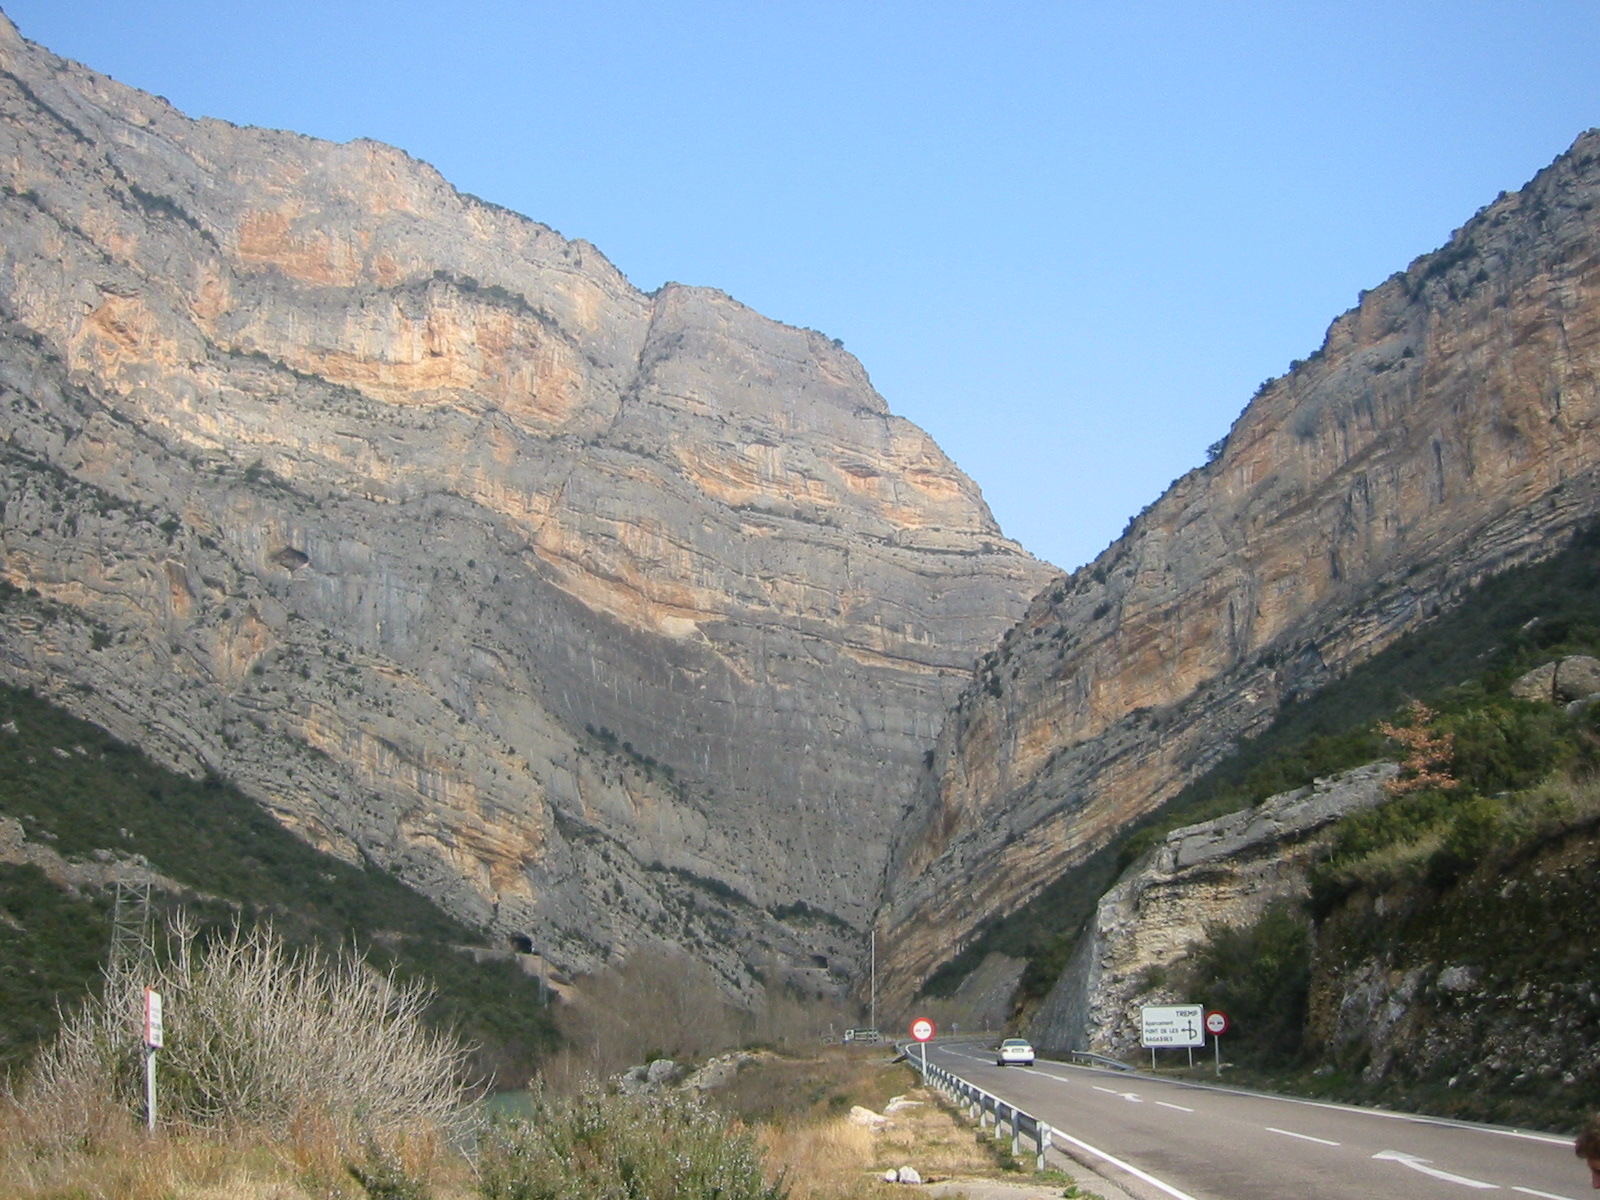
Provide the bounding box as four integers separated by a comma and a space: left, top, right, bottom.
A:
142, 987, 163, 1133
145, 1045, 157, 1131
869, 929, 877, 1034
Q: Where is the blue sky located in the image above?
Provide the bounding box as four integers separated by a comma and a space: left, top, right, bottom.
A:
9, 2, 1600, 571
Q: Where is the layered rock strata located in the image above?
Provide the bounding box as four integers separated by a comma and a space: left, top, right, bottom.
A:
0, 16, 1052, 990
1028, 762, 1396, 1056
882, 129, 1600, 1003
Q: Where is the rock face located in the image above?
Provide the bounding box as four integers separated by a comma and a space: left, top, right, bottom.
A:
0, 18, 1052, 990
882, 130, 1600, 1003
1307, 824, 1600, 1110
1028, 763, 1396, 1056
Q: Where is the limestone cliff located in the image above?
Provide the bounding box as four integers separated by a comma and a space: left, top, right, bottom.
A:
882, 128, 1600, 1003
0, 16, 1053, 990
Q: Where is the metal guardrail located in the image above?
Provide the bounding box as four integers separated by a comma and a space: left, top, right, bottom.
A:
1068, 1049, 1134, 1072
902, 1044, 1055, 1172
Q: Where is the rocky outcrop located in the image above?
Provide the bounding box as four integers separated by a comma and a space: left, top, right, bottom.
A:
0, 16, 1052, 992
1509, 654, 1600, 707
881, 128, 1600, 1003
0, 811, 184, 897
1029, 763, 1396, 1056
1307, 820, 1600, 1116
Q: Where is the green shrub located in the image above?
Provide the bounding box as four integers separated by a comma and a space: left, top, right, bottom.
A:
1185, 901, 1311, 1067
0, 863, 111, 1069
1442, 702, 1581, 793
477, 1086, 787, 1200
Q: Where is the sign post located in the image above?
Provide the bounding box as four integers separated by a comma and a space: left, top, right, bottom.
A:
1140, 1004, 1203, 1070
910, 1016, 936, 1077
1204, 1009, 1229, 1077
143, 988, 163, 1132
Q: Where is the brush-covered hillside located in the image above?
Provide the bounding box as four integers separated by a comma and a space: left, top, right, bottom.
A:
0, 671, 557, 1085
924, 522, 1600, 1130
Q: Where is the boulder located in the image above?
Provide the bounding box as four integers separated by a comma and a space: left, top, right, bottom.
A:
682, 1051, 756, 1091
1510, 656, 1600, 704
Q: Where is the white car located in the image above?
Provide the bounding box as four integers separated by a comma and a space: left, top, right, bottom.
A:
996, 1038, 1035, 1066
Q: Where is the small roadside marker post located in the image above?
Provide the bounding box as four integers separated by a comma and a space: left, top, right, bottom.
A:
910, 1016, 936, 1076
143, 987, 164, 1132
1205, 1009, 1230, 1077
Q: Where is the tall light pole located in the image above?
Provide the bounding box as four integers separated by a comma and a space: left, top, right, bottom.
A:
869, 928, 877, 1033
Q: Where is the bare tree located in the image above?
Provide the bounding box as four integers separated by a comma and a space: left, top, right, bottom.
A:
10, 915, 472, 1150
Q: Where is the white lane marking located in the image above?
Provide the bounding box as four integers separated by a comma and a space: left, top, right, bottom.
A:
1267, 1126, 1339, 1146
1155, 1101, 1194, 1113
1050, 1127, 1201, 1200
1372, 1150, 1499, 1189
1513, 1188, 1580, 1200
1050, 1061, 1573, 1146
1090, 1084, 1142, 1102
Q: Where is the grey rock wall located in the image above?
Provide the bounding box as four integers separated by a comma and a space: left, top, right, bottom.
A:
1029, 762, 1397, 1056
0, 15, 1052, 993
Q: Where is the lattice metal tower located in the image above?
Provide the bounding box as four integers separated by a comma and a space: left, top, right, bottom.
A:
108, 874, 155, 975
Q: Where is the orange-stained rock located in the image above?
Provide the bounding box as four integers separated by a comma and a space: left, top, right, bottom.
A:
0, 14, 1050, 996
879, 131, 1600, 1004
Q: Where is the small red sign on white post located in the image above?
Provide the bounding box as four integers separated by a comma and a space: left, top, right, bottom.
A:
909, 1016, 936, 1078
1205, 1009, 1228, 1078
144, 988, 164, 1049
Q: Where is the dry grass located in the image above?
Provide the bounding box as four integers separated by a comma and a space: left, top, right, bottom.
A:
0, 1075, 473, 1199
0, 1049, 1074, 1200
718, 1047, 1036, 1200
0, 1118, 479, 1200
545, 946, 861, 1092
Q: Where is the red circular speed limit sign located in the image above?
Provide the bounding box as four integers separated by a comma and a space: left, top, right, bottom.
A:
910, 1017, 936, 1042
1204, 1010, 1230, 1036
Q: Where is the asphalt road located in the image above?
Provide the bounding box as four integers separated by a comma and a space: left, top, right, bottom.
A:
923, 1041, 1584, 1200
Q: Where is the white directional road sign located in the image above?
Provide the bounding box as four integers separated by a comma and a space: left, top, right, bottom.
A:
1140, 1004, 1203, 1047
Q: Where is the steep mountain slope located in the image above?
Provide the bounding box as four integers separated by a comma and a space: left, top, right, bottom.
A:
881, 129, 1600, 1003
0, 680, 559, 1083
0, 15, 1052, 991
